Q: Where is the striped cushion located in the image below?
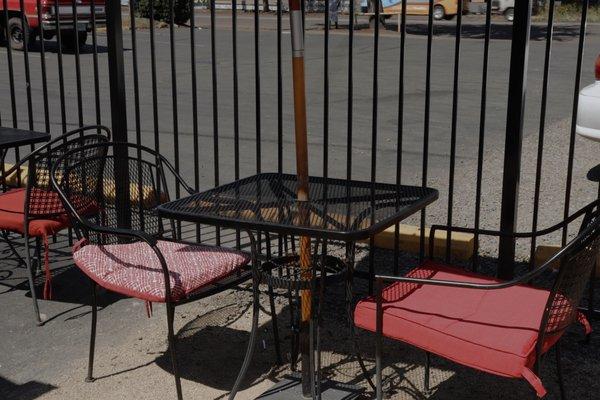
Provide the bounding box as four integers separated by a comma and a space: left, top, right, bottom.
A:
73, 240, 250, 302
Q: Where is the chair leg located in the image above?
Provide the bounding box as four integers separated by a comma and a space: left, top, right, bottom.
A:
424, 351, 431, 394
24, 234, 42, 325
555, 344, 566, 400
375, 319, 383, 400
86, 281, 98, 382
229, 274, 260, 400
166, 302, 183, 400
267, 283, 283, 365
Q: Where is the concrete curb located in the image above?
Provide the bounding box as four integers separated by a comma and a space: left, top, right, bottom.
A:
369, 224, 475, 261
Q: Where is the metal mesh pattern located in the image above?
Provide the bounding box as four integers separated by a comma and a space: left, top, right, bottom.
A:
56, 145, 172, 245
544, 217, 600, 336
26, 133, 109, 218
158, 173, 438, 240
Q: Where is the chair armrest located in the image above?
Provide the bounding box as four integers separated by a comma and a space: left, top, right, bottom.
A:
375, 241, 566, 291
429, 198, 600, 243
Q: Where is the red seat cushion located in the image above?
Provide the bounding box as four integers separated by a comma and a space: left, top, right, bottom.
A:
0, 188, 70, 237
354, 261, 566, 397
73, 240, 251, 302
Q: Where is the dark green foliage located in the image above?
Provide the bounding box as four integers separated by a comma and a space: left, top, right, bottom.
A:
135, 0, 192, 25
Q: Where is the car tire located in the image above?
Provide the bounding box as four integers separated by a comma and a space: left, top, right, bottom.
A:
433, 5, 445, 20
8, 17, 35, 51
504, 7, 514, 22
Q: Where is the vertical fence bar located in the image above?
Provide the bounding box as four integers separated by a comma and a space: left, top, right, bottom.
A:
346, 0, 354, 185
3, 0, 18, 130
530, 0, 555, 267
91, 0, 102, 125
445, 0, 463, 263
130, 0, 142, 146
106, 0, 130, 227
150, 0, 160, 153
473, 0, 492, 272
323, 0, 329, 181
419, 0, 434, 261
562, 0, 589, 245
368, 0, 380, 295
71, 0, 84, 127
393, 0, 407, 276
232, 0, 241, 249
169, 0, 180, 204
277, 0, 283, 255
36, 0, 50, 132
55, 0, 67, 132
498, 0, 532, 279
210, 0, 220, 246
106, 0, 128, 143
18, 0, 34, 131
277, 0, 283, 175
254, 0, 261, 175
190, 0, 200, 242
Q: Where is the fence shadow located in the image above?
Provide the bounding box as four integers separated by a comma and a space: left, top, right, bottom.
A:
387, 22, 583, 41
0, 376, 56, 400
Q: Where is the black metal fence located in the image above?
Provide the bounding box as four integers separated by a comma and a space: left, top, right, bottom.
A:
1, 0, 598, 274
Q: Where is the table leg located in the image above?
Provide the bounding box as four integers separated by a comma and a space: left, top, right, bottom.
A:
346, 242, 376, 392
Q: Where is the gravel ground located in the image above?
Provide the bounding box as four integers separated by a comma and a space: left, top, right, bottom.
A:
1, 116, 599, 400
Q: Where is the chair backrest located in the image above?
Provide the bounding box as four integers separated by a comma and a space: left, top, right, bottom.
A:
538, 207, 600, 343
52, 142, 178, 245
24, 126, 111, 220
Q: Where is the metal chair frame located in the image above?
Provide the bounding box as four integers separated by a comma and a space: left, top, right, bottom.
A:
370, 199, 600, 399
50, 142, 281, 400
0, 125, 111, 324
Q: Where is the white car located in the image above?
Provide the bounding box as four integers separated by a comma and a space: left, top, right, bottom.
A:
491, 0, 514, 21
576, 56, 600, 142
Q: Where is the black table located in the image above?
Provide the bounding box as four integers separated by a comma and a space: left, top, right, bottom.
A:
0, 127, 51, 188
157, 173, 438, 399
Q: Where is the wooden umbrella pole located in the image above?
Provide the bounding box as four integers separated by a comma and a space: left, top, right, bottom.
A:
288, 0, 312, 396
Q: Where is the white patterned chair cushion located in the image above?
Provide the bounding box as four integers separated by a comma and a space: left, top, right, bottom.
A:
73, 240, 251, 302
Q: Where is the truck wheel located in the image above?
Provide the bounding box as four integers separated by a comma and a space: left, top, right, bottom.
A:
433, 5, 445, 20
62, 30, 88, 52
8, 17, 35, 51
504, 7, 514, 22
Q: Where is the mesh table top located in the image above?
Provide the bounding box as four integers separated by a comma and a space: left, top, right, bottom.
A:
0, 127, 51, 150
157, 173, 439, 241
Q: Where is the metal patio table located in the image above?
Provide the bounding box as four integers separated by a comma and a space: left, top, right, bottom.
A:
157, 172, 438, 399
0, 127, 51, 190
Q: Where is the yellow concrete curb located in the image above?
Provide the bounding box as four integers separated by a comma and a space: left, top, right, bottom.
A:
1, 163, 28, 188
535, 244, 600, 274
369, 224, 475, 261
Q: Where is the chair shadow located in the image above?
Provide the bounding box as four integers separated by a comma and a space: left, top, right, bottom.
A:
390, 22, 582, 41
0, 376, 56, 400
0, 235, 123, 310
327, 21, 582, 41
154, 302, 283, 393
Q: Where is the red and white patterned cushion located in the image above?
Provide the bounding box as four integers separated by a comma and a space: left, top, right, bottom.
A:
73, 240, 251, 302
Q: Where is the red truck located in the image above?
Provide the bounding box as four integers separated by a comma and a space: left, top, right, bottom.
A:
0, 0, 106, 51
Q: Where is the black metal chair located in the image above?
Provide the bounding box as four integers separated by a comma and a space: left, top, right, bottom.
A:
355, 199, 600, 399
0, 126, 111, 324
50, 142, 263, 400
